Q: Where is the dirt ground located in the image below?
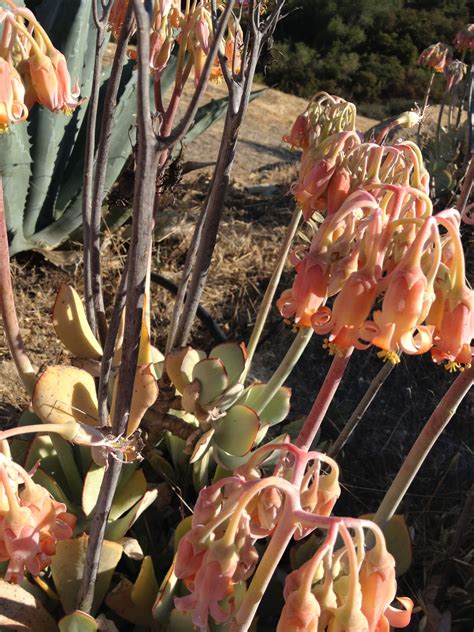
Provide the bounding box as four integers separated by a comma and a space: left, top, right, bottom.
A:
1, 85, 473, 629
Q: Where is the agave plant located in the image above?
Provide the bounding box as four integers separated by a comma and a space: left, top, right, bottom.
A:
0, 0, 235, 256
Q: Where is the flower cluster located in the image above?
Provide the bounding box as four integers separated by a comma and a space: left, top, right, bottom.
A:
454, 24, 474, 51
417, 42, 452, 73
171, 441, 410, 631
0, 1, 82, 132
109, 0, 243, 84
279, 96, 473, 370
278, 520, 413, 632
283, 92, 357, 151
0, 447, 76, 583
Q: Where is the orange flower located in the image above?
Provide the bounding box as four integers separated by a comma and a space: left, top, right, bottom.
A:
417, 43, 451, 73
370, 218, 439, 362
429, 211, 473, 370
277, 252, 329, 327
25, 46, 81, 113
359, 528, 413, 632
283, 113, 310, 150
0, 58, 28, 132
0, 455, 76, 584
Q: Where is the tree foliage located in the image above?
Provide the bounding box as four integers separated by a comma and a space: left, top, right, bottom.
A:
261, 0, 470, 110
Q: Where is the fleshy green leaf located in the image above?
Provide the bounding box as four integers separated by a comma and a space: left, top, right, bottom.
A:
238, 384, 291, 426
209, 342, 247, 386
192, 358, 228, 407
213, 405, 260, 456
51, 535, 123, 615
105, 489, 158, 541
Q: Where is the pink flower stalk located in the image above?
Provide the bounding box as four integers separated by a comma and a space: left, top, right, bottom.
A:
168, 441, 413, 630
0, 452, 76, 583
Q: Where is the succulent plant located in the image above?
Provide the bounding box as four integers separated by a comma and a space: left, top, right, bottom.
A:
164, 342, 292, 470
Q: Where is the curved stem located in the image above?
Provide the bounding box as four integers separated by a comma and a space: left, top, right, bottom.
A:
0, 180, 36, 395
295, 348, 353, 451
242, 208, 302, 382
329, 359, 395, 458
252, 326, 313, 415
373, 364, 473, 531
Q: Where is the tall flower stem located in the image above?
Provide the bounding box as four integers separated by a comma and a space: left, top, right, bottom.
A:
373, 364, 473, 531
417, 70, 435, 144
252, 326, 313, 415
329, 359, 395, 458
295, 348, 353, 451
82, 1, 113, 340
241, 207, 302, 382
76, 1, 158, 612
457, 156, 474, 220
167, 0, 286, 350
89, 4, 135, 345
0, 180, 36, 395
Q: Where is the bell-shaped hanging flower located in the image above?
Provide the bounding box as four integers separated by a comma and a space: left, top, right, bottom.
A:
417, 42, 451, 73
0, 58, 28, 133
444, 59, 467, 92
0, 451, 76, 584
277, 251, 329, 327
453, 24, 474, 51
369, 217, 440, 363
428, 211, 473, 370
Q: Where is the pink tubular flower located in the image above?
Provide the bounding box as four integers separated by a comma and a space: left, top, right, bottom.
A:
26, 47, 82, 114
0, 454, 76, 583
359, 527, 413, 632
277, 252, 329, 327
283, 113, 311, 149
428, 210, 473, 370
0, 58, 28, 132
369, 217, 439, 363
277, 588, 321, 632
